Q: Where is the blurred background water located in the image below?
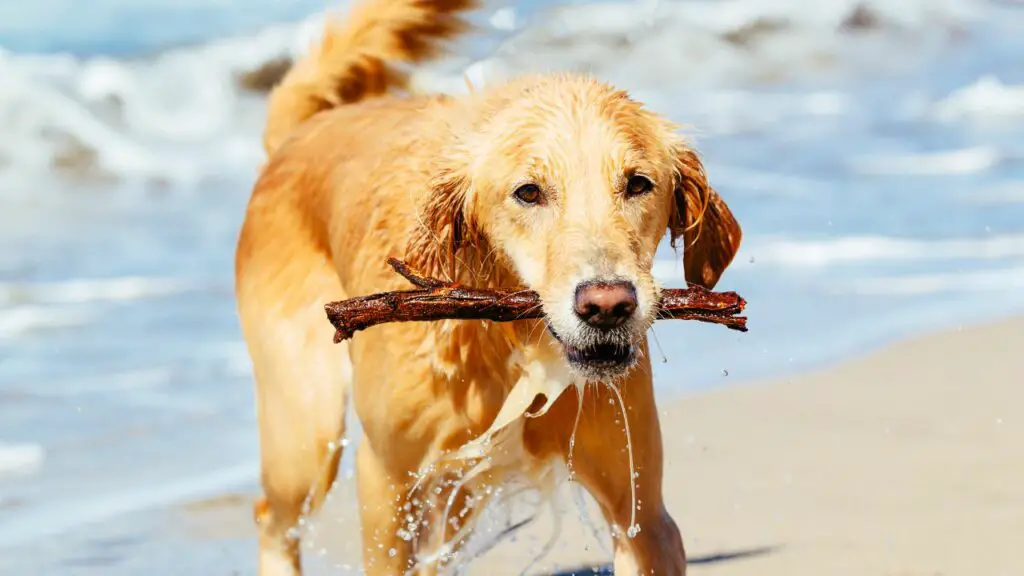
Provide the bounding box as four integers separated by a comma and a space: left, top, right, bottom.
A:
1, 0, 1023, 572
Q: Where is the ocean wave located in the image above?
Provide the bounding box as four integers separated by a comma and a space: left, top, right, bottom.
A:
0, 305, 94, 341
21, 369, 173, 398
930, 75, 1024, 124
0, 13, 328, 187
0, 0, 991, 186
653, 234, 1024, 277
841, 264, 1024, 295
741, 234, 1024, 267
846, 146, 1003, 176
958, 181, 1024, 204
0, 276, 197, 306
0, 442, 45, 478
749, 230, 1024, 266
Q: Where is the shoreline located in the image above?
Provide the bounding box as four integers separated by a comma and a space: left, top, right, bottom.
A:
2, 315, 1022, 574
667, 301, 1024, 398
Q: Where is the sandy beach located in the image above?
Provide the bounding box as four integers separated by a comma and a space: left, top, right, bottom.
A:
154, 315, 1024, 575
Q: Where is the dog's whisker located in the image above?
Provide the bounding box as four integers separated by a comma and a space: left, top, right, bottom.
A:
649, 325, 669, 364
605, 381, 639, 539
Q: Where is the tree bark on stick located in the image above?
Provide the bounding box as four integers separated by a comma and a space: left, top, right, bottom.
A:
325, 258, 748, 343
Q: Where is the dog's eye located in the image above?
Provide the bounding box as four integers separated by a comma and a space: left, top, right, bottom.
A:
513, 183, 543, 205
625, 175, 654, 197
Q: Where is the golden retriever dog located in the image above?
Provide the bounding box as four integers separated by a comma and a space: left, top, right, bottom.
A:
234, 0, 742, 574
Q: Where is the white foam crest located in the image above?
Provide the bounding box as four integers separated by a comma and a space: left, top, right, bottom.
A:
931, 75, 1024, 124
0, 305, 94, 340
0, 442, 45, 478
847, 146, 1001, 176
842, 264, 1024, 295
739, 234, 1024, 267
24, 369, 173, 398
0, 276, 196, 306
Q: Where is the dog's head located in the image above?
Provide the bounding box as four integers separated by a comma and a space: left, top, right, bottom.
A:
409, 76, 741, 381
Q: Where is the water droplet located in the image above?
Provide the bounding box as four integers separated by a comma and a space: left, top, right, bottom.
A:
340, 437, 350, 447
388, 548, 397, 557
748, 255, 756, 264
721, 368, 729, 377
626, 524, 641, 538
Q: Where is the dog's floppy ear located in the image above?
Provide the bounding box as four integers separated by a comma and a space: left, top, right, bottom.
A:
668, 147, 742, 289
406, 166, 477, 280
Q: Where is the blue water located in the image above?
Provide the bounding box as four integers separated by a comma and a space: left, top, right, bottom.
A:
0, 0, 331, 55
1, 0, 1023, 572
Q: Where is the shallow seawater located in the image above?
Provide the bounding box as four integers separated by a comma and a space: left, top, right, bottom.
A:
1, 0, 1024, 572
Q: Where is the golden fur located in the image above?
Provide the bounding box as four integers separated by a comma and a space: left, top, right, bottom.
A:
235, 0, 743, 574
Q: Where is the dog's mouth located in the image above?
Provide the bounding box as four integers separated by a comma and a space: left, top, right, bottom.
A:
547, 323, 637, 378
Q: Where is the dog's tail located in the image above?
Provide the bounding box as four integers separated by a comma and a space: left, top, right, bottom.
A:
262, 0, 478, 156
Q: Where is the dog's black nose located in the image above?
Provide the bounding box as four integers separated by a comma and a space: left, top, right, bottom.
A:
573, 281, 638, 330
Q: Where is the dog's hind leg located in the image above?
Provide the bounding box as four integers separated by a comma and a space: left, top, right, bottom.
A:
239, 265, 352, 576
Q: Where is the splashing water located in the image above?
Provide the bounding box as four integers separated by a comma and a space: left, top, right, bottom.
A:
571, 481, 614, 557
566, 385, 585, 481
606, 382, 640, 539
284, 434, 349, 544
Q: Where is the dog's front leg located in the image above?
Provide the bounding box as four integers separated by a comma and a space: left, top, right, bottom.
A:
355, 440, 423, 575
525, 354, 687, 575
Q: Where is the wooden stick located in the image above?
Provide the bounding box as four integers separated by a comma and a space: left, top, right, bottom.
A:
325, 258, 747, 343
